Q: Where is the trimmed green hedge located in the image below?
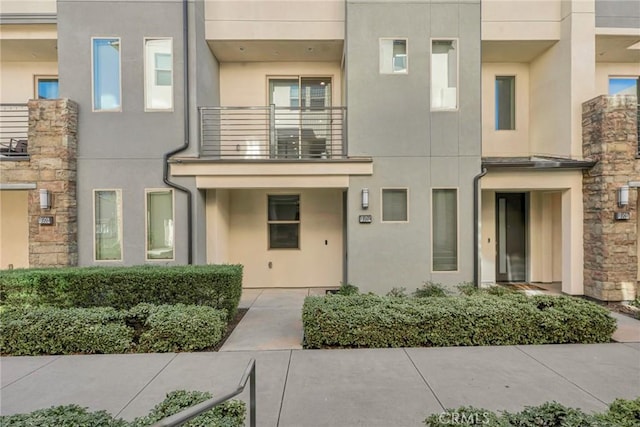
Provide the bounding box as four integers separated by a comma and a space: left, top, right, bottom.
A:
424, 397, 640, 426
302, 293, 616, 348
0, 265, 243, 317
0, 391, 245, 427
0, 304, 227, 356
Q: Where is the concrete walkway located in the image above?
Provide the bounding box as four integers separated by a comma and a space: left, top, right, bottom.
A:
2, 290, 639, 426
1, 344, 639, 426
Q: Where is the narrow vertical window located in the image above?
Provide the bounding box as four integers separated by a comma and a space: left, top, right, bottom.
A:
431, 40, 457, 110
382, 188, 408, 222
432, 189, 457, 271
380, 39, 408, 74
495, 76, 515, 130
268, 195, 300, 249
92, 38, 121, 111
94, 190, 123, 261
146, 189, 174, 260
35, 76, 59, 99
145, 38, 173, 110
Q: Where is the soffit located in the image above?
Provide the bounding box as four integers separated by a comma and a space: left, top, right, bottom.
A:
481, 40, 557, 62
595, 35, 640, 63
208, 40, 344, 62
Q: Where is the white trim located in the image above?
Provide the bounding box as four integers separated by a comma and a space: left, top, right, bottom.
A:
91, 36, 122, 112
380, 187, 409, 223
595, 27, 640, 36
431, 187, 459, 273
430, 38, 459, 112
379, 37, 409, 75
143, 37, 174, 112
93, 189, 123, 262
0, 183, 36, 190
33, 74, 58, 99
144, 188, 176, 261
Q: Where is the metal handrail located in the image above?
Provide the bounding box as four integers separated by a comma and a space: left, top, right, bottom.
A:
150, 358, 256, 427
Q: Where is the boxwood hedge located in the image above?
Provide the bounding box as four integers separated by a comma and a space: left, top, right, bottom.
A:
424, 397, 640, 426
0, 304, 228, 356
0, 391, 245, 427
0, 265, 242, 317
302, 293, 616, 348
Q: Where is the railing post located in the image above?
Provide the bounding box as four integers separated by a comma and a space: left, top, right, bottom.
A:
250, 361, 256, 427
269, 104, 276, 159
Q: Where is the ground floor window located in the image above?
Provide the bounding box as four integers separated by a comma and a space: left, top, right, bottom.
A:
268, 195, 300, 249
432, 188, 457, 271
146, 189, 174, 260
94, 189, 122, 261
382, 188, 408, 222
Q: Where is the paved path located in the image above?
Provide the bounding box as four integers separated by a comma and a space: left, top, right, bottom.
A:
1, 344, 639, 426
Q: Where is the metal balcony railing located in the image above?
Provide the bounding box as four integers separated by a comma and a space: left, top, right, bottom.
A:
200, 106, 346, 160
0, 104, 28, 157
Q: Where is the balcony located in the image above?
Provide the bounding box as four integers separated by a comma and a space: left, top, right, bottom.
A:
200, 106, 346, 160
0, 104, 29, 160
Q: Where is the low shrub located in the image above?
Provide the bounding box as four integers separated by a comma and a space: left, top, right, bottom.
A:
0, 391, 246, 427
302, 293, 616, 349
0, 304, 228, 356
0, 264, 243, 317
335, 282, 359, 296
413, 282, 448, 298
424, 398, 640, 426
0, 306, 133, 356
132, 390, 245, 427
386, 287, 409, 298
130, 304, 227, 353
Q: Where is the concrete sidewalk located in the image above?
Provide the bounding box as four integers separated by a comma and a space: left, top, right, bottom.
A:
2, 344, 639, 427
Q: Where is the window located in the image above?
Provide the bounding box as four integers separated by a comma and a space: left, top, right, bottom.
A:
268, 195, 300, 249
35, 76, 59, 99
146, 189, 174, 260
145, 38, 173, 110
609, 77, 639, 96
94, 190, 123, 261
495, 76, 515, 130
380, 39, 407, 74
92, 37, 121, 111
382, 188, 408, 222
432, 189, 457, 271
431, 40, 457, 110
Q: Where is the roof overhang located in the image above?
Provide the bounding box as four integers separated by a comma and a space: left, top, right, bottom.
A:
170, 157, 373, 189
482, 156, 596, 170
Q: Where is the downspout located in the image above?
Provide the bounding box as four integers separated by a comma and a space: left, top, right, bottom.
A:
473, 167, 487, 287
163, 0, 193, 264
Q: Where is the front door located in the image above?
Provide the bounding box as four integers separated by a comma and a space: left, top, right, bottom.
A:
496, 193, 527, 282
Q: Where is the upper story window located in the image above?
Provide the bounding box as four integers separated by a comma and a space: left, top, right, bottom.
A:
431, 39, 458, 110
145, 38, 173, 111
609, 77, 639, 96
92, 38, 121, 111
495, 76, 515, 130
35, 76, 59, 99
380, 39, 407, 74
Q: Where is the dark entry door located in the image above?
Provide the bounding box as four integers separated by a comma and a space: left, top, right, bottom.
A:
496, 193, 527, 282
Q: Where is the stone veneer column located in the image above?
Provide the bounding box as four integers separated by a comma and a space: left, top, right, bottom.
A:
27, 99, 79, 267
582, 95, 639, 301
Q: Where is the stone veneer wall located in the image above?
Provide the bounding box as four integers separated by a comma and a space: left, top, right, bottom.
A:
582, 95, 639, 301
0, 99, 78, 267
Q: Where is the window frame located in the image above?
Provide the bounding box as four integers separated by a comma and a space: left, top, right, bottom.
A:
93, 189, 123, 262
34, 75, 59, 99
379, 38, 408, 75
267, 194, 301, 250
91, 36, 122, 112
381, 187, 409, 223
431, 187, 459, 273
144, 37, 174, 112
145, 188, 175, 261
495, 75, 516, 131
430, 38, 459, 112
608, 76, 639, 96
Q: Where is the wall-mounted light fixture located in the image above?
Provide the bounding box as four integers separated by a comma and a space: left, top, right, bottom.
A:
618, 185, 629, 207
361, 188, 369, 209
39, 189, 51, 210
